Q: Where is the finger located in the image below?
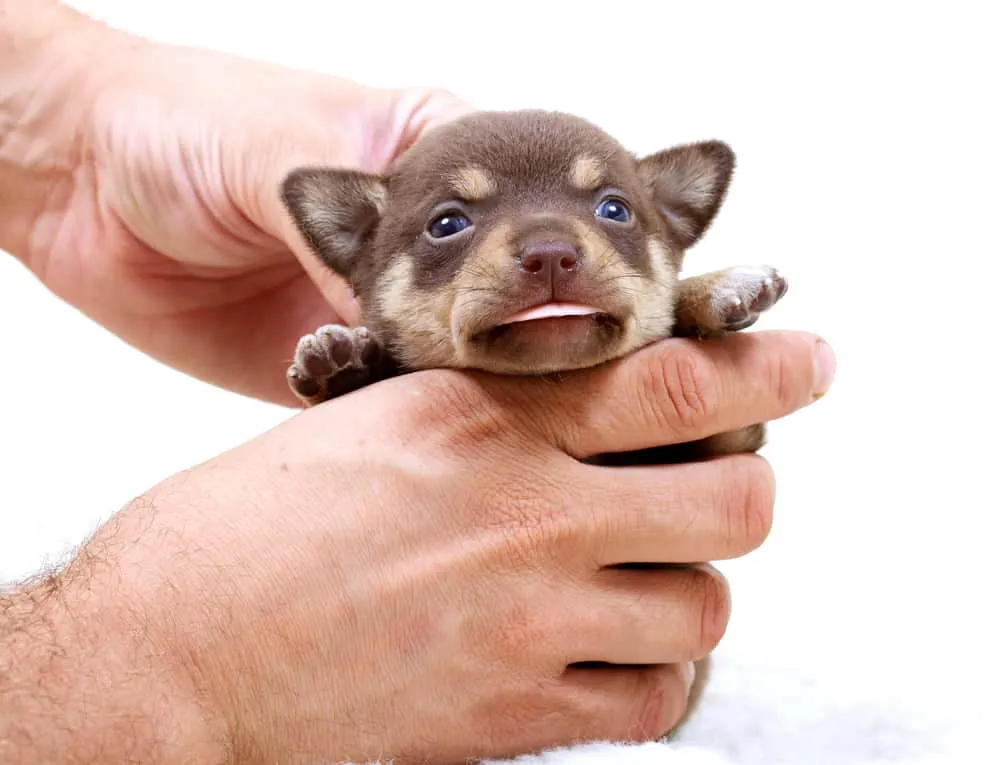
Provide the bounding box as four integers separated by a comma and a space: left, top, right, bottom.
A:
291, 237, 362, 325
382, 86, 478, 163
520, 330, 836, 459
581, 453, 776, 565
560, 663, 695, 743
257, 170, 364, 326
478, 663, 691, 759
567, 564, 730, 666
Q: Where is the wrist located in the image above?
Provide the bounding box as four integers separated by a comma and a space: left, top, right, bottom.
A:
0, 1, 124, 263
0, 524, 230, 764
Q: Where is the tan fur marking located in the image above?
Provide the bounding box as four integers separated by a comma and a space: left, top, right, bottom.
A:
450, 222, 516, 366
462, 220, 515, 279
569, 154, 605, 190
632, 238, 678, 347
374, 258, 457, 369
571, 219, 619, 275
448, 166, 496, 201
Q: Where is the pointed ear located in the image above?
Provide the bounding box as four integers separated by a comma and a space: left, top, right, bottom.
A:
637, 140, 735, 249
280, 167, 388, 279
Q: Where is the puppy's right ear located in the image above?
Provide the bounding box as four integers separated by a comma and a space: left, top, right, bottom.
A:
280, 167, 388, 279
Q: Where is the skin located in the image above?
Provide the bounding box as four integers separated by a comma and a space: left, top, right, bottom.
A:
1, 0, 470, 405
0, 2, 838, 764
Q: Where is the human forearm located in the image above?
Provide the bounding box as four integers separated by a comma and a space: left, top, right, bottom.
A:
0, 517, 227, 764
0, 0, 114, 263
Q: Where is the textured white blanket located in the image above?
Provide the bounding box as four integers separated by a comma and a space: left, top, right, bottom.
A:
491, 650, 995, 765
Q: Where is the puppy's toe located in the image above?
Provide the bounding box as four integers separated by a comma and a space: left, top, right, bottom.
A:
352, 326, 383, 367
718, 289, 751, 326
716, 266, 788, 331
293, 334, 331, 381
314, 325, 357, 369
747, 268, 788, 313
287, 363, 321, 399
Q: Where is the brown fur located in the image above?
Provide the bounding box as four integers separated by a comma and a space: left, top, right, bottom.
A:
279, 109, 788, 739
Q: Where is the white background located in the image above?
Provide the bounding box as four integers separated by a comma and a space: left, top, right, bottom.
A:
2, 2, 997, 763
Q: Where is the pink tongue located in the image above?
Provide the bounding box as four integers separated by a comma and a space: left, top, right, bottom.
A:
502, 303, 601, 324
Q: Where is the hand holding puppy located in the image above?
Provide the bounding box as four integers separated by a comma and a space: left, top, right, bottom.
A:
1, 329, 833, 764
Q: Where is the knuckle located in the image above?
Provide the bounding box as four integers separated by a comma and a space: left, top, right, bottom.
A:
765, 342, 805, 413
482, 679, 568, 753
693, 566, 731, 654
723, 456, 776, 554
636, 667, 675, 739
620, 666, 684, 742
645, 347, 720, 436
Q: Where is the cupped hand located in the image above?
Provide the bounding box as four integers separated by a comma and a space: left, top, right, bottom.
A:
65, 330, 832, 764
24, 15, 473, 404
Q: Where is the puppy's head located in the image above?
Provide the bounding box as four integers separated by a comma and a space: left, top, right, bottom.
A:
281, 110, 734, 374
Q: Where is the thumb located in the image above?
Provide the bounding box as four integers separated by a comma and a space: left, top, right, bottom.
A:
374, 86, 479, 168
511, 330, 836, 459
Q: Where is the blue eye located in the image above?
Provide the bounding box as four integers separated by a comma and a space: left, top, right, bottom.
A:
595, 198, 631, 223
428, 212, 472, 239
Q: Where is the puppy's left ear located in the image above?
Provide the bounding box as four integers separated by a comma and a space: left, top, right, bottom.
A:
280, 166, 388, 280
637, 140, 735, 249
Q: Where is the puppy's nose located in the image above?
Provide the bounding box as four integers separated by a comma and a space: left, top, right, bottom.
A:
517, 241, 581, 276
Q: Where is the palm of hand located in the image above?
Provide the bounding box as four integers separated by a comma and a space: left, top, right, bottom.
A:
34, 39, 469, 405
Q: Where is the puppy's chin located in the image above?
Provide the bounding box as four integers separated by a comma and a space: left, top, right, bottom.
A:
455, 311, 630, 375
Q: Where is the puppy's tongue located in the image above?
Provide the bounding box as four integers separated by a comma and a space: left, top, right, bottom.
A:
501, 303, 601, 325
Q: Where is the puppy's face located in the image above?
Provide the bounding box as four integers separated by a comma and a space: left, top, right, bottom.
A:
282, 110, 734, 374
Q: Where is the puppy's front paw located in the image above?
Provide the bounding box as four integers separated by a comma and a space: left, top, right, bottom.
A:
674, 265, 788, 339
711, 265, 788, 331
287, 324, 382, 406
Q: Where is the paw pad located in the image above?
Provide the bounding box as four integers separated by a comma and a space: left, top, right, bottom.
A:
286, 324, 382, 404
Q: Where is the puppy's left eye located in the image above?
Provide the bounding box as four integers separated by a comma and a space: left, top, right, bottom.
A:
428, 212, 472, 239
595, 198, 631, 223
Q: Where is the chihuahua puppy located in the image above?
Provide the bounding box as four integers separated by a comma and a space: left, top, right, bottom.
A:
279, 109, 787, 735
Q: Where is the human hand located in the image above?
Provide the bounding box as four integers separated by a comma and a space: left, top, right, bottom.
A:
10, 8, 473, 404
1, 330, 832, 765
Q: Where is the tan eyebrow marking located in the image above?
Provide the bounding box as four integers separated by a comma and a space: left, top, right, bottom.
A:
448, 166, 496, 201
569, 154, 605, 190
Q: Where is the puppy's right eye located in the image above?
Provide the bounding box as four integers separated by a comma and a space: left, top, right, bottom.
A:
427, 212, 472, 239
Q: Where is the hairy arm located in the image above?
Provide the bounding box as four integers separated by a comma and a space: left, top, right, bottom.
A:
1, 8, 224, 758
0, 508, 226, 764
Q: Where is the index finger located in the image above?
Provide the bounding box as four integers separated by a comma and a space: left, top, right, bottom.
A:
522, 330, 835, 459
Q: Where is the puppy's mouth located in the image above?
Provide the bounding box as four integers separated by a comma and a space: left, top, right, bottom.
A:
478, 301, 621, 343
503, 302, 604, 324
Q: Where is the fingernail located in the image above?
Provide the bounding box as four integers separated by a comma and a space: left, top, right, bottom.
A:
813, 338, 837, 399
682, 661, 696, 694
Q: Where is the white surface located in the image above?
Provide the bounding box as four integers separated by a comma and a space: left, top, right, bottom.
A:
2, 2, 998, 763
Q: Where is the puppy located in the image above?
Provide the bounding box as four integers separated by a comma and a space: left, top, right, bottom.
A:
279, 109, 787, 736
